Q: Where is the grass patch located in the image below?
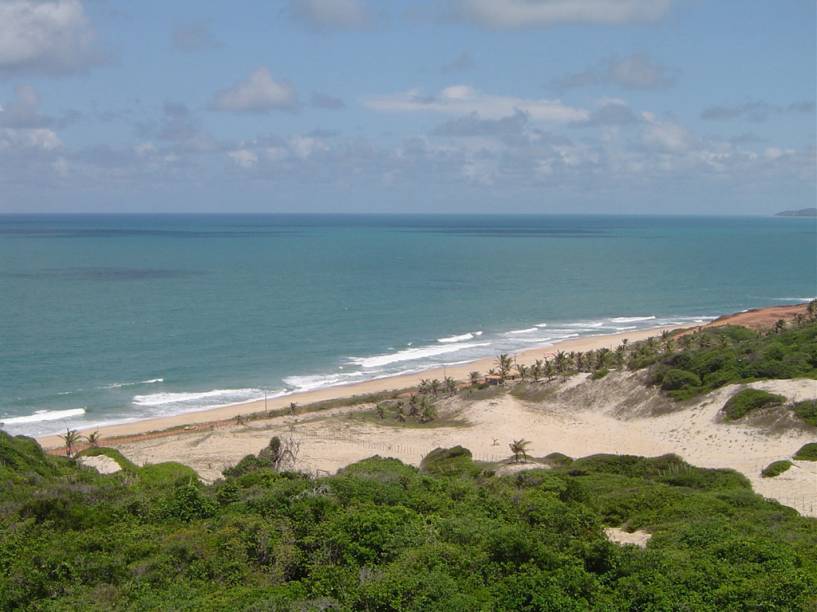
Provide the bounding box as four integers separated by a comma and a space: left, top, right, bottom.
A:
508, 382, 556, 402
791, 400, 817, 427
793, 442, 817, 461
761, 460, 793, 478
722, 388, 786, 421
348, 401, 467, 429
457, 384, 506, 402
591, 368, 609, 380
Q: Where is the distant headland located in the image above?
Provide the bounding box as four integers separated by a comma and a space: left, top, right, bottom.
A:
775, 208, 817, 217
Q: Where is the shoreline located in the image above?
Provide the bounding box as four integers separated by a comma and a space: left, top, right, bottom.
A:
37, 324, 684, 449
33, 301, 814, 450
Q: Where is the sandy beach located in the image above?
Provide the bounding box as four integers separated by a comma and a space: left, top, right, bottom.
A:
37, 324, 683, 449
35, 303, 817, 517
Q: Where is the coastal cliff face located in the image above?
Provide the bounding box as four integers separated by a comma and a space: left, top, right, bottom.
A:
775, 207, 817, 217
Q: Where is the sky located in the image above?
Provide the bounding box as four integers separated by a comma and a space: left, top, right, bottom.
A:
0, 0, 814, 214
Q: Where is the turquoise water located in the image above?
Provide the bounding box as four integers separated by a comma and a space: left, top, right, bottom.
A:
1, 214, 815, 436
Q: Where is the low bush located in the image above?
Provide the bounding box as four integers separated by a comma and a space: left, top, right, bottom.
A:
591, 368, 609, 380
722, 389, 785, 421
791, 400, 817, 427
420, 446, 480, 476
761, 460, 793, 478
2, 434, 817, 609
660, 368, 702, 391
793, 442, 817, 461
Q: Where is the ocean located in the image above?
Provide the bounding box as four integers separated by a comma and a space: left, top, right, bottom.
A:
1, 214, 815, 436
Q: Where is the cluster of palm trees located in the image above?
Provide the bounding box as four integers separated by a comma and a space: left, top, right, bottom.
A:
376, 382, 451, 424
59, 428, 100, 458
417, 376, 458, 396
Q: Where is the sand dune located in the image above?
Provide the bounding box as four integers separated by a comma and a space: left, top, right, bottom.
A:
112, 372, 817, 517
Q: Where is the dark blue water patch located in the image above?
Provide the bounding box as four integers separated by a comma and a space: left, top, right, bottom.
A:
2, 267, 207, 281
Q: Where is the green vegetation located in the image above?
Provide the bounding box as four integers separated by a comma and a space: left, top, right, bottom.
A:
590, 367, 609, 380
793, 442, 817, 461
351, 394, 466, 429
1, 431, 816, 610
722, 389, 786, 421
791, 400, 817, 427
761, 460, 793, 478
642, 318, 817, 400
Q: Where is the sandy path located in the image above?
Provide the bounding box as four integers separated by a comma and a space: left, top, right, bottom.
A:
115, 375, 817, 517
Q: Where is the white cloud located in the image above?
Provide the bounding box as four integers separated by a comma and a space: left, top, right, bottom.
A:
290, 0, 371, 30
0, 0, 98, 74
640, 112, 694, 153
0, 127, 61, 150
211, 68, 298, 113
366, 85, 589, 123
455, 0, 673, 29
227, 149, 258, 168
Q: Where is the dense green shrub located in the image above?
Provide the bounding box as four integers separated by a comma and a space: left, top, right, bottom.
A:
591, 368, 609, 380
1, 433, 816, 610
420, 446, 480, 476
793, 442, 817, 461
722, 389, 786, 421
660, 368, 702, 391
639, 322, 817, 400
791, 400, 817, 427
761, 460, 793, 478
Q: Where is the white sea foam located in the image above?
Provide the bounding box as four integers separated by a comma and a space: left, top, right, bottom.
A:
534, 323, 548, 328
564, 321, 605, 328
609, 316, 656, 323
103, 378, 164, 389
772, 297, 816, 302
349, 342, 491, 369
612, 325, 638, 330
2, 408, 86, 425
133, 388, 264, 407
283, 372, 366, 392
506, 327, 539, 335
519, 333, 580, 343
437, 331, 482, 343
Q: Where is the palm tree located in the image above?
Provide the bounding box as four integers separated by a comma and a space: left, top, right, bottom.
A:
418, 379, 431, 394
773, 319, 786, 334
430, 379, 441, 396
407, 394, 420, 417
496, 354, 513, 381
469, 371, 481, 386
85, 431, 101, 448
420, 396, 437, 423
544, 359, 556, 381
444, 376, 457, 395
288, 402, 298, 415
509, 439, 531, 463
530, 359, 543, 382
554, 351, 568, 374
60, 428, 81, 458
515, 361, 528, 380
808, 300, 817, 320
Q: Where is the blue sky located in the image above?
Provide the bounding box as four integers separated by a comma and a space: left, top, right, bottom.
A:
0, 0, 814, 214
